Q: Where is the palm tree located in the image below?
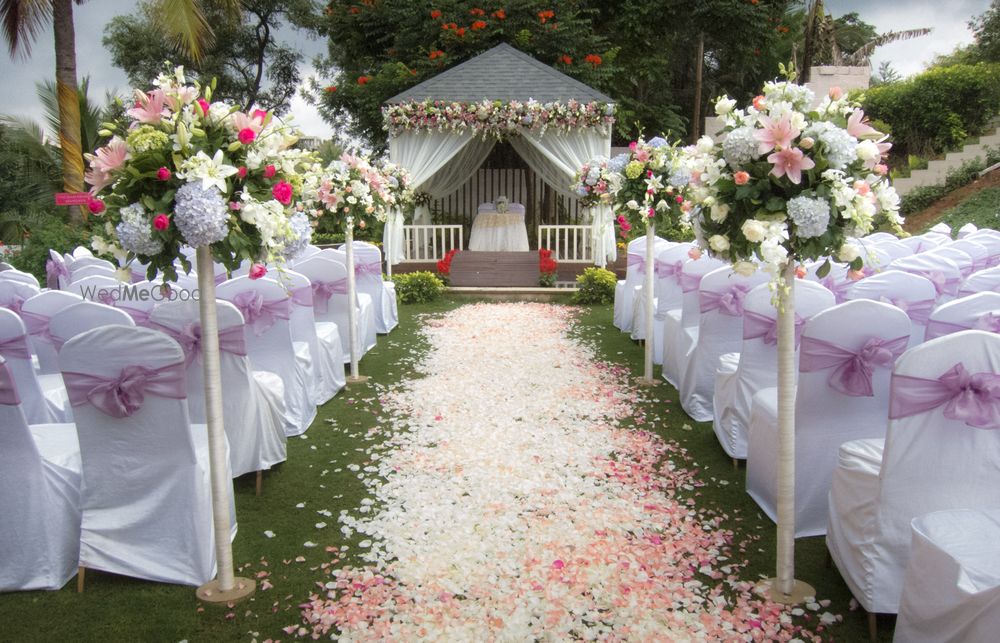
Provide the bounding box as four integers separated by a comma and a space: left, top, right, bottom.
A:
149, 0, 242, 62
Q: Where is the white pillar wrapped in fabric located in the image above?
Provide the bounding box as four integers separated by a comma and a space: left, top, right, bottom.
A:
344, 219, 367, 384
589, 204, 617, 269
766, 261, 815, 603
382, 207, 405, 278
194, 247, 255, 603
638, 223, 656, 384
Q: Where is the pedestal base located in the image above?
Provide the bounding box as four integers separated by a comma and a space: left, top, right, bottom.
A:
347, 375, 370, 385
634, 376, 659, 387
761, 578, 816, 605
196, 577, 256, 604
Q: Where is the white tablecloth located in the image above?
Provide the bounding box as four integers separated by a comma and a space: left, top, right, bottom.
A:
469, 204, 529, 252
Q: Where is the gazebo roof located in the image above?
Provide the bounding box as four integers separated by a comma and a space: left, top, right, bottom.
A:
385, 43, 614, 104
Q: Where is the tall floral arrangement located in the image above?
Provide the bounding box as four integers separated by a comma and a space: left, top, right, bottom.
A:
611, 137, 695, 240
379, 161, 414, 213
571, 156, 622, 208
86, 65, 317, 280
688, 79, 903, 278
304, 152, 393, 232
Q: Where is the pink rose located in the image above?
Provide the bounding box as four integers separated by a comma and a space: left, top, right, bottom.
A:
828, 86, 843, 100
263, 164, 276, 178
153, 214, 170, 230
196, 98, 211, 116
87, 198, 105, 215
252, 109, 268, 122
229, 201, 241, 211
647, 207, 655, 218
688, 247, 702, 260
795, 265, 807, 279
248, 263, 267, 280
156, 166, 171, 181
874, 163, 888, 176
238, 127, 256, 144
237, 166, 248, 178
271, 180, 293, 205
734, 171, 750, 185
752, 95, 766, 110
674, 195, 683, 203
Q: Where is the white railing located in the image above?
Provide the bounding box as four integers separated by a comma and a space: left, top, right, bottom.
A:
402, 225, 464, 262
537, 225, 593, 263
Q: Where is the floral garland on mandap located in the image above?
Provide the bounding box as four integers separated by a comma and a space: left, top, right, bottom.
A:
611, 137, 695, 240
86, 65, 316, 280
688, 78, 903, 279
382, 99, 615, 138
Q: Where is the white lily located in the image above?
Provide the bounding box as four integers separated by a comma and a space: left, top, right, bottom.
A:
195, 149, 238, 193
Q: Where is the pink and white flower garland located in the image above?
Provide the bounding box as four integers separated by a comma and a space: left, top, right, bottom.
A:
382, 99, 616, 138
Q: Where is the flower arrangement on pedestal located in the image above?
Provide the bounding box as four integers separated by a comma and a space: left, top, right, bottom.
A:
571, 156, 622, 208
538, 248, 558, 287
688, 78, 903, 281
85, 65, 316, 280
305, 152, 393, 232
610, 137, 695, 240
379, 161, 414, 213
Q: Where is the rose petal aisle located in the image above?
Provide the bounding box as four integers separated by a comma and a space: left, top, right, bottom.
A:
297, 303, 827, 641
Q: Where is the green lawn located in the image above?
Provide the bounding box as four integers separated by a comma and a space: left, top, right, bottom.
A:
927, 184, 1000, 232
1, 298, 886, 641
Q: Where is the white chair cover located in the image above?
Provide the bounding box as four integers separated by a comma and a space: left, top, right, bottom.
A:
47, 250, 71, 289
62, 325, 235, 586
861, 245, 893, 275
69, 245, 93, 259
149, 299, 287, 477
0, 280, 39, 317
863, 232, 901, 244
866, 238, 913, 262
294, 256, 375, 361
614, 235, 659, 332
0, 309, 65, 424
956, 222, 980, 238
846, 270, 938, 347
647, 243, 695, 364
679, 266, 769, 422
631, 241, 679, 343
946, 239, 990, 272
925, 247, 974, 278
49, 301, 135, 353
277, 269, 346, 404
712, 280, 835, 459
929, 222, 952, 236
218, 276, 316, 436
0, 356, 81, 591
826, 330, 1000, 613
890, 253, 963, 304
313, 249, 378, 353
747, 300, 910, 537
894, 508, 1000, 643
660, 254, 726, 388
64, 274, 121, 302
0, 268, 40, 288
20, 290, 83, 374
804, 260, 853, 304
966, 230, 1000, 267
959, 266, 1000, 297
345, 241, 398, 334
924, 292, 1000, 341
897, 234, 942, 254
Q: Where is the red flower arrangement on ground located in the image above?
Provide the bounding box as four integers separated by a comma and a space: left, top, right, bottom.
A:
538, 248, 558, 287
437, 248, 459, 283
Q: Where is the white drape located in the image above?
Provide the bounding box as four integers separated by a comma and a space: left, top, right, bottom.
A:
587, 204, 618, 268
389, 130, 475, 190
382, 207, 406, 265
423, 136, 495, 198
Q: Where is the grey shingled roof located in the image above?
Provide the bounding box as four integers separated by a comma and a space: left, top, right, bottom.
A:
385, 43, 614, 104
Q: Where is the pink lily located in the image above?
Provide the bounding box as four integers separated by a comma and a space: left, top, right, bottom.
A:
767, 147, 815, 184
84, 166, 113, 195
231, 111, 264, 136
127, 89, 168, 124
754, 114, 799, 154
846, 108, 879, 139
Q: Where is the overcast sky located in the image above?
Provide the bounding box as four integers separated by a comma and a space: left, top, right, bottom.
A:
0, 0, 992, 138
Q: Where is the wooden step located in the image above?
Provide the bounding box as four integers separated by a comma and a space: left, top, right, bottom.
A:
449, 251, 541, 287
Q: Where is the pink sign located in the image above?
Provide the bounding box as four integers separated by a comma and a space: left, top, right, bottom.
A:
55, 192, 91, 206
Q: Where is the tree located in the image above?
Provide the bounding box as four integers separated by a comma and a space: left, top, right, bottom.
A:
105, 0, 311, 114
970, 0, 1000, 62
869, 60, 901, 86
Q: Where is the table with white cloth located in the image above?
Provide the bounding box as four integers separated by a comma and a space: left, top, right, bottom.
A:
468, 203, 529, 252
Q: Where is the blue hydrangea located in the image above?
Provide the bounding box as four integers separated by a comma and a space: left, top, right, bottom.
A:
281, 211, 313, 261
116, 203, 163, 256
722, 127, 758, 168
808, 121, 858, 170
647, 136, 668, 148
607, 153, 629, 173
787, 195, 831, 239
668, 168, 691, 188
173, 182, 230, 247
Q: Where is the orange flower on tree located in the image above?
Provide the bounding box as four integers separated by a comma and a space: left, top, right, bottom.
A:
325, 85, 338, 93
349, 6, 360, 14
442, 22, 458, 30
584, 53, 602, 66
456, 27, 466, 37
560, 54, 572, 65
428, 49, 445, 60
492, 9, 506, 19
469, 7, 485, 16
358, 75, 371, 85
538, 9, 555, 23
471, 20, 487, 30
430, 9, 442, 18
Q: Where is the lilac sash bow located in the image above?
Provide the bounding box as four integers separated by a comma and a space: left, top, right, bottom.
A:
627, 254, 646, 275
821, 276, 852, 304
97, 290, 116, 306
0, 334, 32, 360
799, 334, 909, 397
655, 259, 683, 280
214, 272, 227, 286
0, 294, 25, 315
914, 269, 961, 297
290, 285, 314, 307
890, 363, 1000, 429
227, 290, 291, 336
63, 362, 187, 418
743, 310, 805, 346
151, 322, 247, 366
700, 283, 751, 316
679, 272, 702, 293
311, 278, 348, 315
925, 312, 1000, 340
20, 310, 55, 344
354, 260, 382, 278
117, 305, 151, 326
879, 296, 936, 325
45, 259, 69, 290
0, 361, 20, 405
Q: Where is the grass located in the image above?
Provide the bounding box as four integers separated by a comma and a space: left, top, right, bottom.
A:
928, 184, 1000, 233
1, 298, 887, 641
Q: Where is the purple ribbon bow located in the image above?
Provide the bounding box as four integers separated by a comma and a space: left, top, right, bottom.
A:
117, 305, 151, 326
0, 361, 20, 405
63, 362, 187, 418
97, 290, 116, 306
655, 259, 684, 280
679, 271, 702, 293
821, 276, 852, 304
926, 312, 1000, 340
799, 334, 909, 397
0, 333, 32, 360
20, 310, 55, 345
151, 322, 247, 366
890, 363, 1000, 429
743, 310, 805, 346
311, 279, 348, 315
627, 254, 646, 275
700, 283, 751, 316
290, 285, 314, 308
354, 260, 382, 278
45, 259, 69, 290
919, 270, 961, 297
0, 294, 25, 315
880, 296, 936, 325
227, 290, 292, 337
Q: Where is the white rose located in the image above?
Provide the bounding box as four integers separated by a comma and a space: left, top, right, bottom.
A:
626, 199, 640, 210
741, 219, 767, 243
733, 261, 757, 276
715, 96, 736, 115
709, 234, 730, 252
790, 111, 807, 131
710, 203, 729, 223
760, 238, 788, 266
838, 243, 861, 263
702, 196, 716, 208
856, 139, 880, 162
696, 136, 715, 154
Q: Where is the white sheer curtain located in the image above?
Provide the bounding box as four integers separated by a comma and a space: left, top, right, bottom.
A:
423, 136, 495, 198
509, 128, 615, 266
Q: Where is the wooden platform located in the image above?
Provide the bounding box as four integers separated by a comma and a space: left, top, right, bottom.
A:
448, 251, 540, 287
